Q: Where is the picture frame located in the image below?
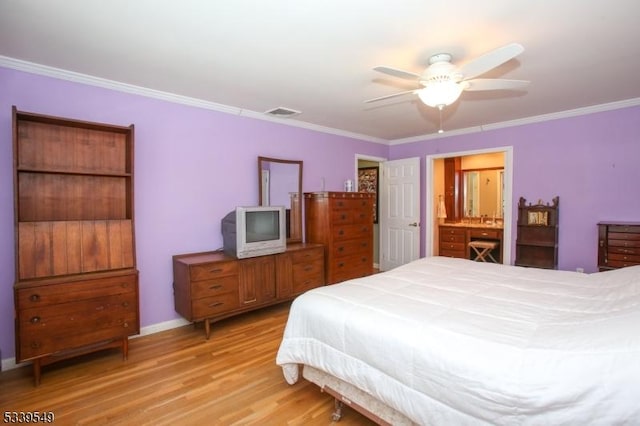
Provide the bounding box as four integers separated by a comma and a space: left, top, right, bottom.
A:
358, 167, 379, 223
527, 211, 548, 226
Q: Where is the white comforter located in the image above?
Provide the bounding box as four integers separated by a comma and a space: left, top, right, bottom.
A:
276, 256, 640, 425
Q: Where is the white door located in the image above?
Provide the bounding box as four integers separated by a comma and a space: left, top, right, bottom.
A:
380, 157, 420, 271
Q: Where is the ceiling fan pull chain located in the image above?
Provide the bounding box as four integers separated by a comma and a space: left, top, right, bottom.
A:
438, 105, 444, 133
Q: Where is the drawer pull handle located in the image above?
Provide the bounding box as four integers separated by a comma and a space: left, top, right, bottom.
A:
210, 268, 223, 273
341, 214, 347, 220
30, 316, 41, 324
210, 285, 223, 290
121, 282, 129, 288
123, 322, 129, 328
209, 302, 224, 308
96, 305, 105, 311
338, 262, 345, 268
338, 230, 344, 235
304, 266, 312, 271
243, 298, 257, 304
30, 342, 41, 349
481, 232, 488, 236
338, 246, 344, 252
30, 294, 40, 302
122, 301, 129, 307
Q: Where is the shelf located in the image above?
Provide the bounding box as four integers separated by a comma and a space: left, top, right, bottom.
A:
516, 241, 557, 247
18, 167, 132, 178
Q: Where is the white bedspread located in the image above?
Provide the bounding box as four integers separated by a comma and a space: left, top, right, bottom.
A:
276, 256, 640, 425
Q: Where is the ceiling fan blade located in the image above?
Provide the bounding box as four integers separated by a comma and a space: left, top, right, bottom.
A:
373, 66, 421, 81
463, 78, 530, 91
364, 89, 418, 103
458, 43, 525, 80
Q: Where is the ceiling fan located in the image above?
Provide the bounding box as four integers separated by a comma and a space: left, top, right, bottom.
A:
365, 43, 529, 112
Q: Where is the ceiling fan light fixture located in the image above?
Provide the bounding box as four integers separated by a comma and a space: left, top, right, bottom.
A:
417, 80, 463, 108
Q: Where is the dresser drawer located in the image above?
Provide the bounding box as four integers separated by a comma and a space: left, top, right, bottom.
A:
331, 209, 371, 225
18, 293, 138, 360
609, 225, 640, 234
191, 275, 238, 297
332, 257, 372, 283
291, 246, 324, 263
332, 198, 370, 211
16, 273, 137, 308
440, 249, 466, 259
333, 238, 372, 258
608, 253, 640, 264
333, 224, 372, 241
292, 261, 324, 294
190, 261, 238, 281
608, 245, 640, 255
469, 229, 501, 239
192, 292, 240, 319
440, 241, 466, 252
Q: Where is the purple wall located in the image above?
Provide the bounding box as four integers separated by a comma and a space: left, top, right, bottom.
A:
389, 106, 640, 273
0, 67, 387, 362
1, 65, 638, 364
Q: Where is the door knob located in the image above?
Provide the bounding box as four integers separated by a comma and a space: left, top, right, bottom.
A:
409, 222, 419, 227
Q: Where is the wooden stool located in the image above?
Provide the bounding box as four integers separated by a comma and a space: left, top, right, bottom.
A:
469, 240, 499, 263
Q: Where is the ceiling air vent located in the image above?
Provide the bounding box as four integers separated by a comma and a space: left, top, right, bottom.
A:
264, 107, 301, 118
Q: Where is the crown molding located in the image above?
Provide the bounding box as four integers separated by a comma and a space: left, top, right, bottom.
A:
2, 55, 638, 147
0, 55, 387, 145
389, 98, 640, 145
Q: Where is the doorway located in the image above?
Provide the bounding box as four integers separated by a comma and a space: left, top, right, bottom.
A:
355, 154, 385, 269
425, 146, 514, 264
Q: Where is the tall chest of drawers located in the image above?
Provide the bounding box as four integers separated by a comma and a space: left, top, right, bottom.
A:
304, 192, 374, 284
598, 222, 640, 271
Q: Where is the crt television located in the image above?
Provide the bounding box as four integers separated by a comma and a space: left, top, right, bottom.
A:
221, 206, 287, 259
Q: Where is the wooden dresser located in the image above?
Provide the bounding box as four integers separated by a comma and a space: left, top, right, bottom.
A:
173, 243, 324, 338
598, 222, 640, 271
304, 192, 374, 284
12, 107, 139, 385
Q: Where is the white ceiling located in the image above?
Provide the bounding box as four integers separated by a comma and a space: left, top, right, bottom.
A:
1, 1, 640, 142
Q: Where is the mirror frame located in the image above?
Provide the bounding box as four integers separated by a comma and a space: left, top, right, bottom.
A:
462, 167, 504, 219
258, 156, 303, 244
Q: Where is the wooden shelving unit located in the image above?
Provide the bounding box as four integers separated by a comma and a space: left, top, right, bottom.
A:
515, 196, 559, 269
12, 107, 139, 385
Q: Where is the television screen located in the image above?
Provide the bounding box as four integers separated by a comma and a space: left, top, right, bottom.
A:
245, 210, 280, 243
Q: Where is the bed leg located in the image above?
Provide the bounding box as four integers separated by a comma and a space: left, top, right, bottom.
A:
331, 398, 344, 422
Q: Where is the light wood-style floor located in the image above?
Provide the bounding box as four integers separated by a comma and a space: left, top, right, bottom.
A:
0, 302, 376, 426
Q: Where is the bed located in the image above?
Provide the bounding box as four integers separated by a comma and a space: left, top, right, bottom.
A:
276, 256, 640, 425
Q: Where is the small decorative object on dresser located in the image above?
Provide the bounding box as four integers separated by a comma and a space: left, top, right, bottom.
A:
515, 196, 559, 269
12, 107, 139, 385
304, 191, 375, 284
173, 243, 324, 338
597, 222, 640, 271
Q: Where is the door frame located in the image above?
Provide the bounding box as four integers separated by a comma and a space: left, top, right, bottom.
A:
425, 146, 513, 265
355, 154, 387, 269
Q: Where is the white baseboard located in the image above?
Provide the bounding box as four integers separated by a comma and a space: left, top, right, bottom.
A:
136, 317, 191, 338
0, 317, 191, 372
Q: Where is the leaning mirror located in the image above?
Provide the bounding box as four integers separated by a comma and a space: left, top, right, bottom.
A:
258, 156, 303, 243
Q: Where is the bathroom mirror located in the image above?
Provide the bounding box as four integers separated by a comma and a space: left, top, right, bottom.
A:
258, 156, 303, 243
463, 169, 504, 218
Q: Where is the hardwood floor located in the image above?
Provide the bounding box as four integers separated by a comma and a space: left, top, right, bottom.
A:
0, 302, 376, 425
